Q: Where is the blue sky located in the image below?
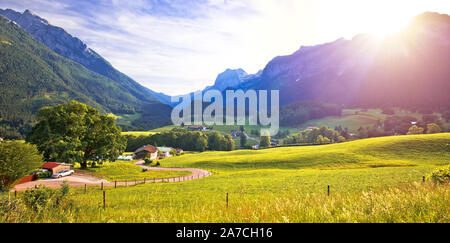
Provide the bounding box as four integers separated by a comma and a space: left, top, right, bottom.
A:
1, 0, 449, 95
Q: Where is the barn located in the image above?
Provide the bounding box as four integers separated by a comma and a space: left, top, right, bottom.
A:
41, 162, 71, 174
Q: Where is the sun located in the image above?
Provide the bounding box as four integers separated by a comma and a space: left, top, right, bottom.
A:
315, 0, 423, 41
362, 12, 412, 38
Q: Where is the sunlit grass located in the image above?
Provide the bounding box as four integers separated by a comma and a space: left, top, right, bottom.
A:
2, 134, 448, 222
78, 161, 191, 181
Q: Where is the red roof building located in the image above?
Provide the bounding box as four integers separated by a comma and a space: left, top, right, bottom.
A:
41, 162, 71, 174
134, 145, 158, 160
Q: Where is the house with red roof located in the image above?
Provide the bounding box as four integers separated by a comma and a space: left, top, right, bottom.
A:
41, 162, 72, 174
134, 145, 158, 160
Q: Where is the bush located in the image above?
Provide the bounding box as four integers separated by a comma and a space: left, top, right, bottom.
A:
407, 125, 424, 135
428, 166, 450, 184
426, 123, 442, 134
36, 170, 52, 179
144, 158, 153, 165
22, 182, 70, 211
155, 161, 160, 166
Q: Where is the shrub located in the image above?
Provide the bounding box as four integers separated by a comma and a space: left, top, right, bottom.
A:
426, 123, 442, 134
155, 161, 160, 166
428, 166, 450, 184
144, 158, 153, 165
22, 183, 71, 211
36, 170, 52, 179
407, 125, 424, 135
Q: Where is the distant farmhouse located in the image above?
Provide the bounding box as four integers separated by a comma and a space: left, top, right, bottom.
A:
117, 155, 133, 161
230, 130, 243, 137
134, 145, 158, 160
188, 125, 207, 131
157, 147, 173, 158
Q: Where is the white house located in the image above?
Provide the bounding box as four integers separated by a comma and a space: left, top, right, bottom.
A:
157, 147, 173, 158
117, 155, 133, 161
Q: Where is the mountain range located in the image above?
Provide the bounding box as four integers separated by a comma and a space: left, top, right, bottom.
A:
0, 9, 449, 138
187, 12, 449, 112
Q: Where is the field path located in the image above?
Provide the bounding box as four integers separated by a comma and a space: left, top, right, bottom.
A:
12, 160, 211, 191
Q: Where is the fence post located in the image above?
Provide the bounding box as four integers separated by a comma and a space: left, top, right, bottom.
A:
423, 176, 425, 183
327, 185, 330, 196
103, 191, 106, 210
144, 178, 146, 184
14, 190, 17, 199
115, 181, 117, 188
226, 192, 229, 208
101, 182, 103, 191
84, 184, 87, 193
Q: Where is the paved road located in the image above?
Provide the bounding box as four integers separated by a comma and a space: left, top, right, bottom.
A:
12, 161, 211, 191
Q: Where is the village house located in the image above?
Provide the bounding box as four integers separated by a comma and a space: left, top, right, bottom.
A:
134, 145, 158, 160
188, 125, 207, 131
41, 162, 72, 174
175, 148, 184, 154
230, 130, 243, 137
117, 155, 133, 161
157, 146, 173, 158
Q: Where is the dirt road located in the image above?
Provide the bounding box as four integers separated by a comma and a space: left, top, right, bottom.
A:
13, 161, 211, 191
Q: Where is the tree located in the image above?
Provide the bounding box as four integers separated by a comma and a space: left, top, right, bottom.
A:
357, 126, 368, 139
422, 114, 437, 123
26, 100, 126, 169
260, 136, 271, 148
240, 132, 247, 148
426, 123, 442, 134
314, 135, 324, 144
407, 125, 424, 135
443, 111, 450, 122
224, 134, 235, 151
0, 141, 43, 191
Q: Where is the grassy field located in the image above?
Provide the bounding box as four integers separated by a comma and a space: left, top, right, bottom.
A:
76, 161, 191, 181
297, 108, 449, 133
3, 133, 448, 223
121, 131, 158, 137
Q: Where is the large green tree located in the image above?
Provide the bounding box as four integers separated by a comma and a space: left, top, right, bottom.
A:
26, 100, 126, 169
0, 141, 43, 191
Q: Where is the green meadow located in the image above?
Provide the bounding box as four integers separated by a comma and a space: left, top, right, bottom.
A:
2, 133, 449, 223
